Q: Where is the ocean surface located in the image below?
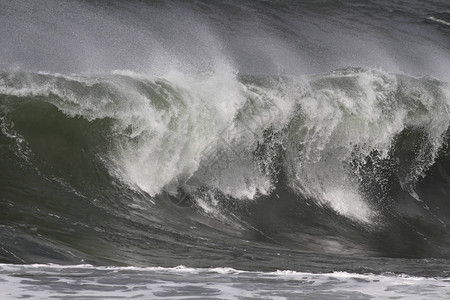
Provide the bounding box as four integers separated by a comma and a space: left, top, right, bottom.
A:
1, 0, 450, 299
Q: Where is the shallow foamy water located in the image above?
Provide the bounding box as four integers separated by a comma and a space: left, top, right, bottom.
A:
1, 264, 449, 299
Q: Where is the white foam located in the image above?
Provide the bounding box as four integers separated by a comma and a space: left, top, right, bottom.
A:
1, 264, 449, 300
284, 69, 450, 222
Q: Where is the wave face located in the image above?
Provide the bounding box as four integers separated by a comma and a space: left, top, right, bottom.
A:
1, 67, 450, 270
0, 0, 450, 279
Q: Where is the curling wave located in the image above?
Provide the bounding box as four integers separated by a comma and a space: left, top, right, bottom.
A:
1, 67, 450, 266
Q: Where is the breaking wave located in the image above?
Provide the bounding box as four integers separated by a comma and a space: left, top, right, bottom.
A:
1, 66, 450, 266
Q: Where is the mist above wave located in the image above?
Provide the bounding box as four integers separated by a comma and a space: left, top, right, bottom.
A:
1, 0, 449, 80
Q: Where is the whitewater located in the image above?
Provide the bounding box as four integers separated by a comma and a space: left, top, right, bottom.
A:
1, 0, 450, 299
0, 264, 449, 299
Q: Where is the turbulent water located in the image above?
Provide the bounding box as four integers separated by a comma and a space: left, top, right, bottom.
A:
1, 0, 450, 299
